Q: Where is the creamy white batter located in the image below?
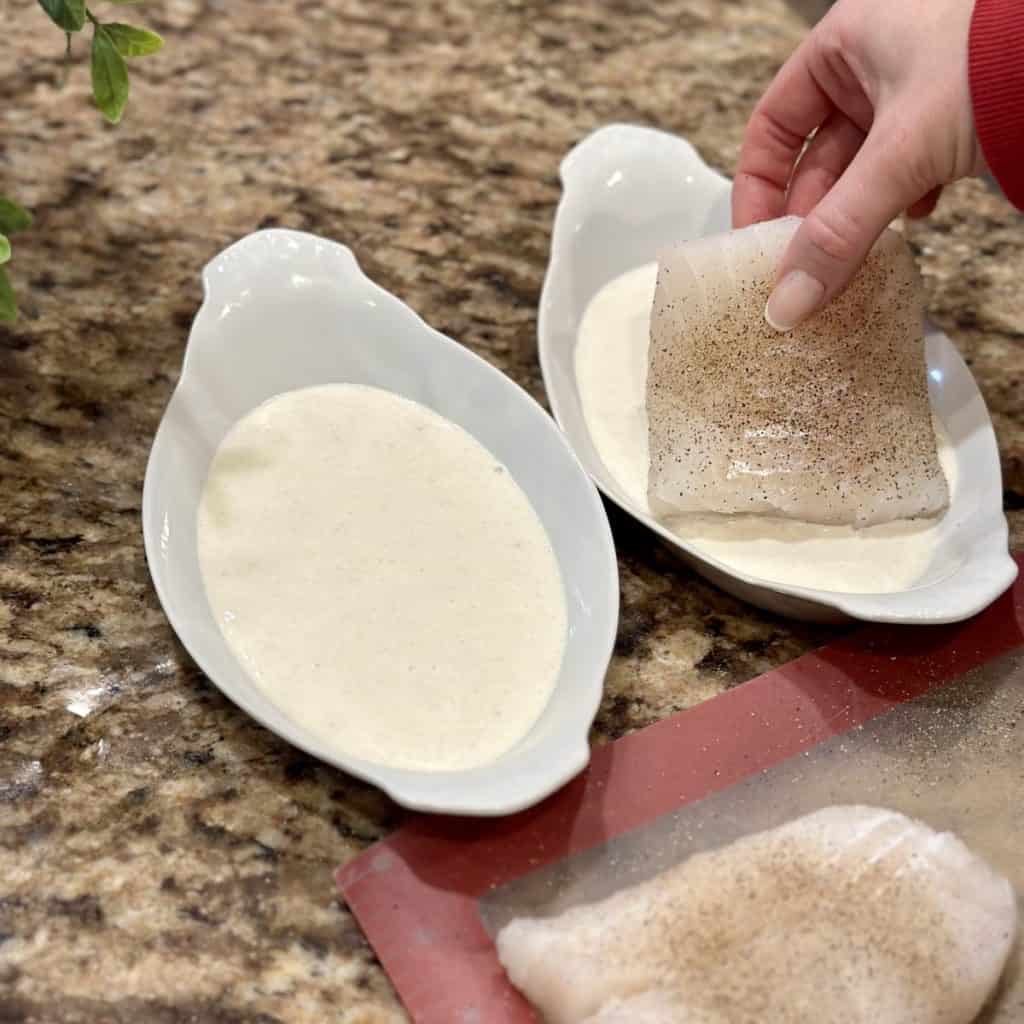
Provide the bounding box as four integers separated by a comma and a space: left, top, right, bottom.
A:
198, 384, 566, 772
575, 264, 957, 594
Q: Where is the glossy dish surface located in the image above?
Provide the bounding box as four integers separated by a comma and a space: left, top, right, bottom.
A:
143, 229, 619, 815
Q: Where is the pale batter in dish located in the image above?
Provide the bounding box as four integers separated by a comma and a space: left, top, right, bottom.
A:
198, 384, 566, 772
575, 264, 957, 594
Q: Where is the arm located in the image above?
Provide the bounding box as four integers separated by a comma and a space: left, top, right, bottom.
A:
969, 0, 1024, 208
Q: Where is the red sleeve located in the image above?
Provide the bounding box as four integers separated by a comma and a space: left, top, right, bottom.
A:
968, 0, 1024, 209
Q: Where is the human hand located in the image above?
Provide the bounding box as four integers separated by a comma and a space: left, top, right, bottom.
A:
732, 0, 985, 331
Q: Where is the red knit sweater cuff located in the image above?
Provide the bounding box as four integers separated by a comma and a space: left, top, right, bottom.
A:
969, 0, 1024, 209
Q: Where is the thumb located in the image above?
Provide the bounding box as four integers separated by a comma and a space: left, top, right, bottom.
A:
765, 130, 929, 332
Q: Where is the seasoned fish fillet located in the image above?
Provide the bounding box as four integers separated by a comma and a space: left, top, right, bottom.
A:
497, 805, 1017, 1024
582, 992, 688, 1023
646, 218, 949, 526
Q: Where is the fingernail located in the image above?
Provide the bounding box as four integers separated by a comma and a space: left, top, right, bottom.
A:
765, 271, 825, 332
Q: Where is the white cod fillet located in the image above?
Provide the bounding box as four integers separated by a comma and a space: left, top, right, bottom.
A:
646, 217, 949, 526
496, 805, 1017, 1024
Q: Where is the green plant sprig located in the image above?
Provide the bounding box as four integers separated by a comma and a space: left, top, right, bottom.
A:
38, 0, 164, 125
0, 198, 34, 322
0, 2, 164, 322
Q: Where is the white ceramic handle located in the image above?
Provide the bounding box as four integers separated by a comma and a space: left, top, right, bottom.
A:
201, 229, 363, 305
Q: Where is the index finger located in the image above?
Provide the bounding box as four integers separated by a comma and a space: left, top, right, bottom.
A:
732, 36, 834, 228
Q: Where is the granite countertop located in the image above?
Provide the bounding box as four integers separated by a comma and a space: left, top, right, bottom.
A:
1, 1, 1021, 1020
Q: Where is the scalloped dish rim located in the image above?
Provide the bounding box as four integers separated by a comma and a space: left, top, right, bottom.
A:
538, 123, 1016, 624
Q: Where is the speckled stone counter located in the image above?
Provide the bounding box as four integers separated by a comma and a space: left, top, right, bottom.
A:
1, 1, 1021, 1020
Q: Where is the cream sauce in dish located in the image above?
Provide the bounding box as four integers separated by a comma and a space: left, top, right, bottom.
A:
198, 384, 566, 772
575, 264, 957, 595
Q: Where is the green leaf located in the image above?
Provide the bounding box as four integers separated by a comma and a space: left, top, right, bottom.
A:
91, 24, 130, 124
38, 0, 86, 32
0, 236, 9, 265
104, 22, 163, 57
0, 197, 32, 235
0, 266, 17, 322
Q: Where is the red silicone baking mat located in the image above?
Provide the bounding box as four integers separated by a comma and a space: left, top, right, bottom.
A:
337, 555, 1024, 1024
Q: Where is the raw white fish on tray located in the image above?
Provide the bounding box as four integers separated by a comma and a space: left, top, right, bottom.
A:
497, 805, 1017, 1024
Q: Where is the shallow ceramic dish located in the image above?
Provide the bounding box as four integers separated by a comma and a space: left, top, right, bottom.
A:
143, 229, 619, 816
539, 123, 1016, 624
